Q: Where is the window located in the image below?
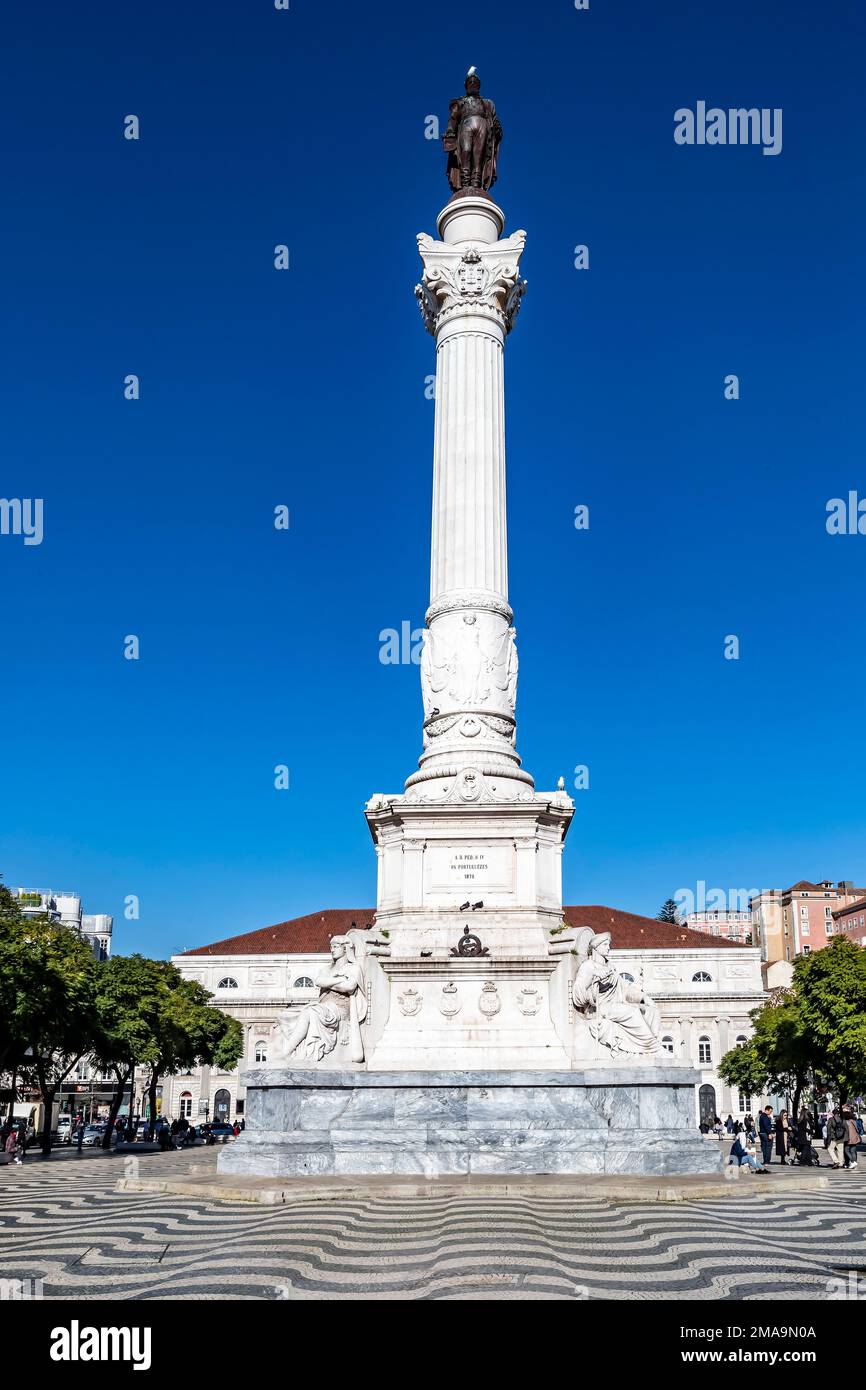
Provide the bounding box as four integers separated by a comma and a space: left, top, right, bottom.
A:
735, 1034, 747, 1046
739, 1092, 752, 1112
698, 1036, 712, 1064
179, 1091, 193, 1119
801, 922, 810, 936
620, 972, 635, 983
661, 1035, 674, 1054
802, 945, 811, 955
254, 1043, 268, 1063
692, 971, 712, 984
217, 977, 238, 990
293, 976, 315, 989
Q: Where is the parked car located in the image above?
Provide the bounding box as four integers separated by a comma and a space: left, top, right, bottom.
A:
202, 1123, 235, 1145
81, 1124, 107, 1147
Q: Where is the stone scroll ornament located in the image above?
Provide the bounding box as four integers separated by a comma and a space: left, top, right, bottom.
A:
571, 928, 663, 1057
275, 933, 367, 1065
415, 235, 526, 338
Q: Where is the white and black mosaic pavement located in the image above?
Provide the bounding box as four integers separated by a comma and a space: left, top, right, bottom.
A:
1, 1148, 864, 1300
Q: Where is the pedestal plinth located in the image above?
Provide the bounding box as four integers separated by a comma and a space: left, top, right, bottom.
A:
218, 1067, 723, 1178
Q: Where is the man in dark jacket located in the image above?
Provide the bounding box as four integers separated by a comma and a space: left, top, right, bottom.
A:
759, 1106, 775, 1166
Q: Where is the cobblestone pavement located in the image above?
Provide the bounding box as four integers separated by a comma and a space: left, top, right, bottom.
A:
1, 1148, 864, 1300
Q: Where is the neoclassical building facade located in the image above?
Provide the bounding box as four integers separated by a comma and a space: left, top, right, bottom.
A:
167, 904, 767, 1126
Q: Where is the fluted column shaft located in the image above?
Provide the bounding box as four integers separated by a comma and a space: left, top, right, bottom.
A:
431, 315, 507, 602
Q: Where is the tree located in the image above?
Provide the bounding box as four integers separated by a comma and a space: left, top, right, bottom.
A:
794, 936, 866, 1104
142, 965, 243, 1136
0, 897, 97, 1151
656, 899, 681, 924
91, 955, 168, 1147
91, 955, 244, 1145
719, 991, 812, 1118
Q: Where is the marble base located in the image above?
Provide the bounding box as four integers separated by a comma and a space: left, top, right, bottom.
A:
220, 1067, 722, 1178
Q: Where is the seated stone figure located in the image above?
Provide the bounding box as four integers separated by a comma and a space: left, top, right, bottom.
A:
571, 928, 662, 1057
275, 935, 367, 1065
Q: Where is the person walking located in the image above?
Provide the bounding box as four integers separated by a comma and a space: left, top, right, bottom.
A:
843, 1107, 860, 1170
4, 1128, 22, 1165
759, 1106, 775, 1166
827, 1108, 847, 1168
725, 1114, 734, 1134
775, 1110, 791, 1164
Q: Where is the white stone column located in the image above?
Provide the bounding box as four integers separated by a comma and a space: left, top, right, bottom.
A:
430, 317, 507, 599
407, 195, 531, 802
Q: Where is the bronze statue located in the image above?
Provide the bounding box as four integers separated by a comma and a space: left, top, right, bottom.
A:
443, 67, 502, 194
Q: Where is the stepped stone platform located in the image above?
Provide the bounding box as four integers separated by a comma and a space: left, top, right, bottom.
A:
117, 1161, 830, 1206
214, 1067, 726, 1179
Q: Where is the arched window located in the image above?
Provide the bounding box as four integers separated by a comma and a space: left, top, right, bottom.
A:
735, 1034, 747, 1047
661, 1035, 674, 1054
217, 977, 238, 990
620, 972, 635, 983
698, 1036, 712, 1064
293, 976, 315, 989
692, 971, 713, 984
254, 1043, 268, 1063
179, 1091, 193, 1119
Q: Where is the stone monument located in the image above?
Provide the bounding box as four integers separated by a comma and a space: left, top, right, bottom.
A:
220, 71, 722, 1178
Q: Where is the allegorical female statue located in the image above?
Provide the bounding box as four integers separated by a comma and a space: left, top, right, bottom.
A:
571, 928, 663, 1057
443, 67, 502, 193
276, 934, 367, 1065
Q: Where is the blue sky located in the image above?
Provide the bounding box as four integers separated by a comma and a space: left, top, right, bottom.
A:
1, 0, 864, 958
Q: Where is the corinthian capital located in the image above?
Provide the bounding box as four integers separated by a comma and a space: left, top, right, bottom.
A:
414, 230, 527, 337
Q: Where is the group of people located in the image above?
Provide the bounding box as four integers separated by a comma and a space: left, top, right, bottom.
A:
702, 1104, 864, 1175
823, 1107, 862, 1170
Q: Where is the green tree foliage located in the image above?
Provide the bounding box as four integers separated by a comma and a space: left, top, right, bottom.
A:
141, 965, 243, 1135
0, 890, 98, 1151
91, 955, 243, 1145
719, 992, 812, 1116
656, 899, 681, 924
793, 935, 866, 1103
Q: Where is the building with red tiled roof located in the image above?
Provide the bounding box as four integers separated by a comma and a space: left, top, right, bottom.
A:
751, 879, 866, 965
832, 897, 866, 947
181, 909, 374, 957
181, 903, 737, 959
